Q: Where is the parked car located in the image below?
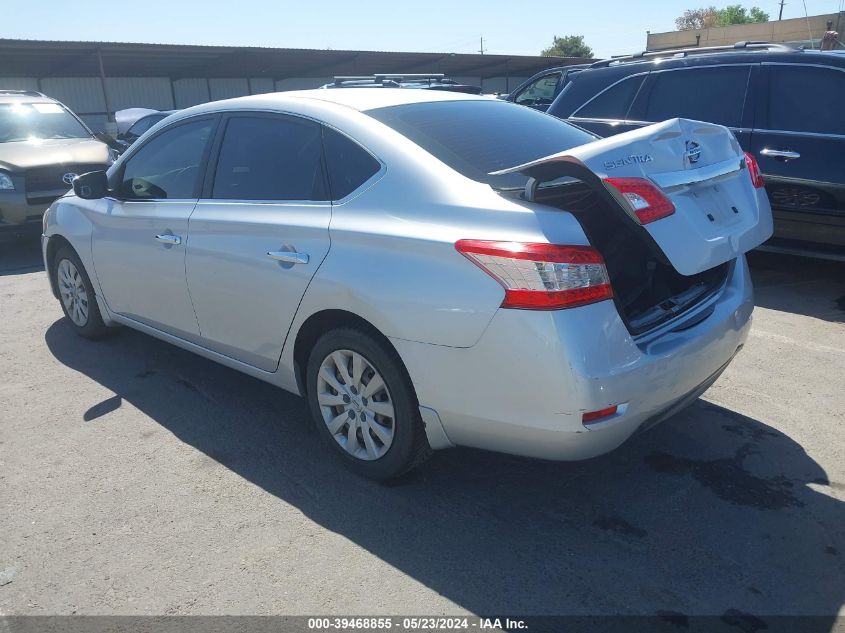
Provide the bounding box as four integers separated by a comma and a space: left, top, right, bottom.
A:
545, 42, 845, 260
322, 74, 482, 94
43, 89, 771, 479
116, 110, 177, 150
0, 90, 114, 234
504, 63, 589, 110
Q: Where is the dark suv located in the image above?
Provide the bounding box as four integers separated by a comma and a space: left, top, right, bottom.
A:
546, 42, 845, 259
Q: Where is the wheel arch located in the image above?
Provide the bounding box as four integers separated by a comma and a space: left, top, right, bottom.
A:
45, 234, 76, 300
292, 308, 414, 401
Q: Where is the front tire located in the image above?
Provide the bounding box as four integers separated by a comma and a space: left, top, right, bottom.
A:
306, 328, 430, 480
54, 245, 108, 339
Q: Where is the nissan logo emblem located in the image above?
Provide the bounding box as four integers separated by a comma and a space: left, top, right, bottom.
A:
62, 173, 78, 185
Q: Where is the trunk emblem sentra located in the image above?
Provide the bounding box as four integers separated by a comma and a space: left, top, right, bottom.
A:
685, 140, 701, 165
602, 154, 653, 170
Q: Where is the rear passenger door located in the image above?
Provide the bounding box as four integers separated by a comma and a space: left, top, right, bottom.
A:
185, 113, 332, 372
630, 64, 756, 147
749, 63, 845, 247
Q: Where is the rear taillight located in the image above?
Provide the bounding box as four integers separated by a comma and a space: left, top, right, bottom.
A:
603, 177, 675, 224
744, 152, 765, 189
582, 405, 618, 424
454, 240, 613, 310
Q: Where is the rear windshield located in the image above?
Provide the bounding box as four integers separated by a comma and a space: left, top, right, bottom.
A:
366, 99, 597, 189
0, 102, 91, 143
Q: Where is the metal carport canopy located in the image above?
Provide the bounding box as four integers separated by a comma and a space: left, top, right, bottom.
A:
0, 39, 589, 79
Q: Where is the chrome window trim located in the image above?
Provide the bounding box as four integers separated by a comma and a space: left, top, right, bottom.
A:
761, 61, 845, 72
752, 128, 845, 141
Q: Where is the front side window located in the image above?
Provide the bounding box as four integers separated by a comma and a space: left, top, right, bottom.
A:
0, 102, 91, 143
767, 65, 845, 135
573, 75, 645, 120
367, 99, 597, 189
118, 118, 213, 200
322, 127, 380, 200
639, 65, 751, 128
515, 73, 561, 106
211, 116, 326, 201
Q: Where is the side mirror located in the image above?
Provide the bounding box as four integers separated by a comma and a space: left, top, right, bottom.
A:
73, 171, 109, 200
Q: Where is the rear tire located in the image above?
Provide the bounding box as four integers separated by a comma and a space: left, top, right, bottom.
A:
305, 327, 431, 480
54, 245, 108, 339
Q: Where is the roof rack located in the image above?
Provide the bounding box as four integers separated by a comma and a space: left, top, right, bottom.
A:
0, 89, 49, 98
332, 73, 450, 86
590, 41, 800, 68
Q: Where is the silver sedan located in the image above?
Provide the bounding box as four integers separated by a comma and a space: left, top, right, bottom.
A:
42, 89, 772, 479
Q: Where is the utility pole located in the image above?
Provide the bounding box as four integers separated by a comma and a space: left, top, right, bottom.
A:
778, 0, 786, 20
479, 36, 486, 55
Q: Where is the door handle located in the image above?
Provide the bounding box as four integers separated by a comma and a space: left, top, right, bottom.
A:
155, 234, 182, 245
760, 148, 800, 161
267, 250, 309, 264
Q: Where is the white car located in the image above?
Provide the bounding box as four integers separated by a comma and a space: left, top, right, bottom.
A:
43, 89, 772, 479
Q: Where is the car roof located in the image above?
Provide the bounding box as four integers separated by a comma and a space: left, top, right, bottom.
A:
187, 87, 492, 115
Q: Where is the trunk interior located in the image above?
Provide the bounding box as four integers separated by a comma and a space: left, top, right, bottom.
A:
533, 181, 730, 335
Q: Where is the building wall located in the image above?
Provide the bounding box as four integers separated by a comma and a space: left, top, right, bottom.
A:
647, 12, 844, 50
1, 74, 528, 132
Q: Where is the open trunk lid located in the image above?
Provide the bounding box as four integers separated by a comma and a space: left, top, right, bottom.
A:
493, 118, 773, 276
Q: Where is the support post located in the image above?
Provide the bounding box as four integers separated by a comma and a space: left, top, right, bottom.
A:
97, 49, 117, 137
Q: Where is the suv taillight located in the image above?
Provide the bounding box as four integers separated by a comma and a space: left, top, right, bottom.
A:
455, 240, 613, 310
603, 177, 675, 224
744, 152, 765, 189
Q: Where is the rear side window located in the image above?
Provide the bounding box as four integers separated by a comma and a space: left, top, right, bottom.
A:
322, 126, 380, 200
767, 65, 845, 135
367, 100, 597, 189
573, 75, 645, 120
119, 118, 213, 199
639, 66, 751, 127
212, 115, 326, 201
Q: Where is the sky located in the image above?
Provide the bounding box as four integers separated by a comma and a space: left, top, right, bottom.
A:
4, 0, 843, 59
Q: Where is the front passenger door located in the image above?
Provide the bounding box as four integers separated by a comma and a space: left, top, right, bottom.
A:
91, 117, 216, 340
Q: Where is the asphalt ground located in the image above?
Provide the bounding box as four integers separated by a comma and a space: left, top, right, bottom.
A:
1, 233, 843, 623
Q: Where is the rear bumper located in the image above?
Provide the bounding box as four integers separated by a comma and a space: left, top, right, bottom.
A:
392, 256, 754, 460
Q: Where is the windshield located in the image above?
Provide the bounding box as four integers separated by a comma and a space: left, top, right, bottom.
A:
366, 99, 597, 189
0, 102, 91, 143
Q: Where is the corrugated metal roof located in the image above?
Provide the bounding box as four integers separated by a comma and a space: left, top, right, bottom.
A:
0, 38, 589, 79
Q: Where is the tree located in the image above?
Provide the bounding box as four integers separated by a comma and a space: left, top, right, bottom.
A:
675, 7, 719, 30
675, 4, 769, 30
541, 35, 593, 58
716, 4, 770, 25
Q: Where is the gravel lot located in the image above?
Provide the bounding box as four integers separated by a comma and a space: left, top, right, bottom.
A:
1, 233, 843, 620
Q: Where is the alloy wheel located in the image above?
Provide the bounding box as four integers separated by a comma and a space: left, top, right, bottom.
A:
57, 258, 89, 327
316, 349, 395, 461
